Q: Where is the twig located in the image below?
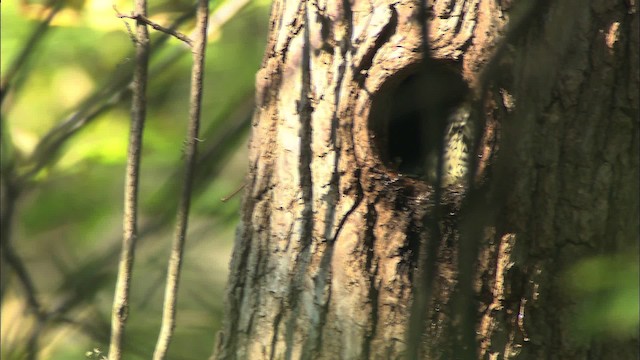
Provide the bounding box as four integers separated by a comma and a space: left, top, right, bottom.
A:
0, 178, 38, 310
0, 2, 247, 359
17, 0, 245, 185
0, 172, 48, 360
0, 234, 42, 318
221, 184, 245, 202
19, 5, 198, 184
113, 5, 193, 47
108, 0, 150, 358
204, 0, 251, 38
20, 93, 122, 183
152, 0, 209, 358
0, 0, 62, 106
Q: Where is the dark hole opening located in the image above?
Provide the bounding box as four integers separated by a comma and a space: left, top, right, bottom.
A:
368, 61, 467, 180
387, 77, 425, 177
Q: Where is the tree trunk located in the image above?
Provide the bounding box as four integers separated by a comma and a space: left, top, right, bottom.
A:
215, 0, 638, 359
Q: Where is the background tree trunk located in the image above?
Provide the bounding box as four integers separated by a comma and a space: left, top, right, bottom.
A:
215, 0, 638, 359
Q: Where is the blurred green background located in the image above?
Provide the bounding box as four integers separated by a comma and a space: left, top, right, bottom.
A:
1, 0, 269, 358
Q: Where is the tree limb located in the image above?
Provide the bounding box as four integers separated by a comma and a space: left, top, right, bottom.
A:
152, 0, 209, 358
108, 0, 150, 358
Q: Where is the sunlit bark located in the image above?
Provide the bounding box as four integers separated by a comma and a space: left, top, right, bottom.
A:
215, 0, 639, 359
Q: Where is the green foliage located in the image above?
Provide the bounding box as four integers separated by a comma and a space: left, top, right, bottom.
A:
1, 0, 270, 358
564, 251, 640, 342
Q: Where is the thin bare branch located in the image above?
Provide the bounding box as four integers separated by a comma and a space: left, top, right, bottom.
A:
16, 1, 246, 184
108, 0, 150, 358
0, 234, 42, 317
114, 4, 193, 46
204, 0, 251, 38
0, 0, 62, 107
221, 184, 246, 202
0, 2, 249, 358
13, 7, 199, 186
152, 0, 209, 358
0, 174, 47, 360
0, 179, 38, 311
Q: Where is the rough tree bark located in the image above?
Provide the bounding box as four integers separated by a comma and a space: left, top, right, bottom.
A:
215, 0, 638, 359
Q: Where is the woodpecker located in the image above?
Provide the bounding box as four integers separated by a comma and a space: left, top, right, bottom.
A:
382, 63, 473, 186
440, 102, 472, 187
421, 102, 472, 187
